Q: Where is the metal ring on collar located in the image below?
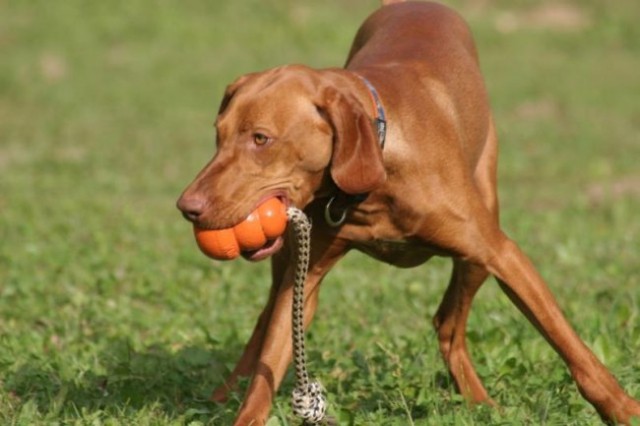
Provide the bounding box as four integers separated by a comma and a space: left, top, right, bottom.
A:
324, 196, 347, 227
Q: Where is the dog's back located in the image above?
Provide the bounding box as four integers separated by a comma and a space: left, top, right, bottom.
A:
346, 1, 493, 187
347, 2, 480, 73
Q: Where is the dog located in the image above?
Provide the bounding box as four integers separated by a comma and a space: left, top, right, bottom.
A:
177, 1, 640, 424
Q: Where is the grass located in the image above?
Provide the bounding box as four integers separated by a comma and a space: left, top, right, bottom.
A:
1, 0, 639, 424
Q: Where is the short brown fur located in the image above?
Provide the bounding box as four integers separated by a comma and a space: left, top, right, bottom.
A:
177, 1, 640, 424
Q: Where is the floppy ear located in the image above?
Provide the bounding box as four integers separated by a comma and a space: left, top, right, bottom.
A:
322, 88, 387, 194
217, 73, 256, 115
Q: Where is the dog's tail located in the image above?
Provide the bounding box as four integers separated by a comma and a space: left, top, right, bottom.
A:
382, 0, 405, 5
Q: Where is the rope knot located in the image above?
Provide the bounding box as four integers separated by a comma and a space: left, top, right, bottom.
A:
292, 381, 327, 424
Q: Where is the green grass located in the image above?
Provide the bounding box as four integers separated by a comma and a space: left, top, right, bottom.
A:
1, 0, 639, 424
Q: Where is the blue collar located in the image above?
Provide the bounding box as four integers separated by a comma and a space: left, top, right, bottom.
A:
357, 75, 387, 149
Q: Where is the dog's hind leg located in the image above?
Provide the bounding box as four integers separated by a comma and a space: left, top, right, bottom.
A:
431, 117, 499, 404
485, 235, 640, 424
433, 260, 494, 404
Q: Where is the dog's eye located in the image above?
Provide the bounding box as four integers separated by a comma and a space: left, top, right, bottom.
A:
253, 133, 271, 146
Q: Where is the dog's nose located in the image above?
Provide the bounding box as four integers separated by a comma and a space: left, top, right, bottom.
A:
177, 195, 206, 223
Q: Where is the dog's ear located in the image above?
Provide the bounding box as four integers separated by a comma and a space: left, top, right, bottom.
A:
217, 73, 256, 115
321, 88, 387, 194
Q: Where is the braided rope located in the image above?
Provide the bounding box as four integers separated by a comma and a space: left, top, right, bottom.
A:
287, 207, 327, 425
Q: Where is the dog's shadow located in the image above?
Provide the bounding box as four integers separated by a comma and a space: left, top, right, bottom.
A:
5, 337, 244, 423
6, 334, 462, 424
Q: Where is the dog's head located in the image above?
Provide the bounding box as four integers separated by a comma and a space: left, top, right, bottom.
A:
177, 65, 386, 250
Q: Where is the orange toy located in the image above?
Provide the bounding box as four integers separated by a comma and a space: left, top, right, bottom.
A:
193, 198, 288, 260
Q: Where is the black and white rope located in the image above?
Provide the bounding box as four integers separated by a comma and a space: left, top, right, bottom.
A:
287, 207, 327, 425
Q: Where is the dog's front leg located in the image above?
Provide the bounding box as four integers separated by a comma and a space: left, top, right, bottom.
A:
233, 259, 306, 426
233, 231, 348, 426
210, 251, 291, 403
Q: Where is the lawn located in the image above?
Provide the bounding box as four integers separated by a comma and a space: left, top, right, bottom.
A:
1, 0, 639, 424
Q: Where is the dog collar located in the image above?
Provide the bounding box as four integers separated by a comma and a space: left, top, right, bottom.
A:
357, 75, 387, 149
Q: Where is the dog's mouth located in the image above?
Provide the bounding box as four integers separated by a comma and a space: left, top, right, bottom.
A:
184, 191, 291, 262
241, 235, 285, 262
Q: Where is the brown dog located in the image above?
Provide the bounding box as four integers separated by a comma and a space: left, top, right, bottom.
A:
177, 1, 640, 424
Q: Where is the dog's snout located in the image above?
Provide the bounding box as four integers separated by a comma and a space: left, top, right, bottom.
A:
177, 195, 206, 223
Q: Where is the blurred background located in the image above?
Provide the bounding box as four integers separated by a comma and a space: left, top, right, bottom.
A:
1, 0, 639, 424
